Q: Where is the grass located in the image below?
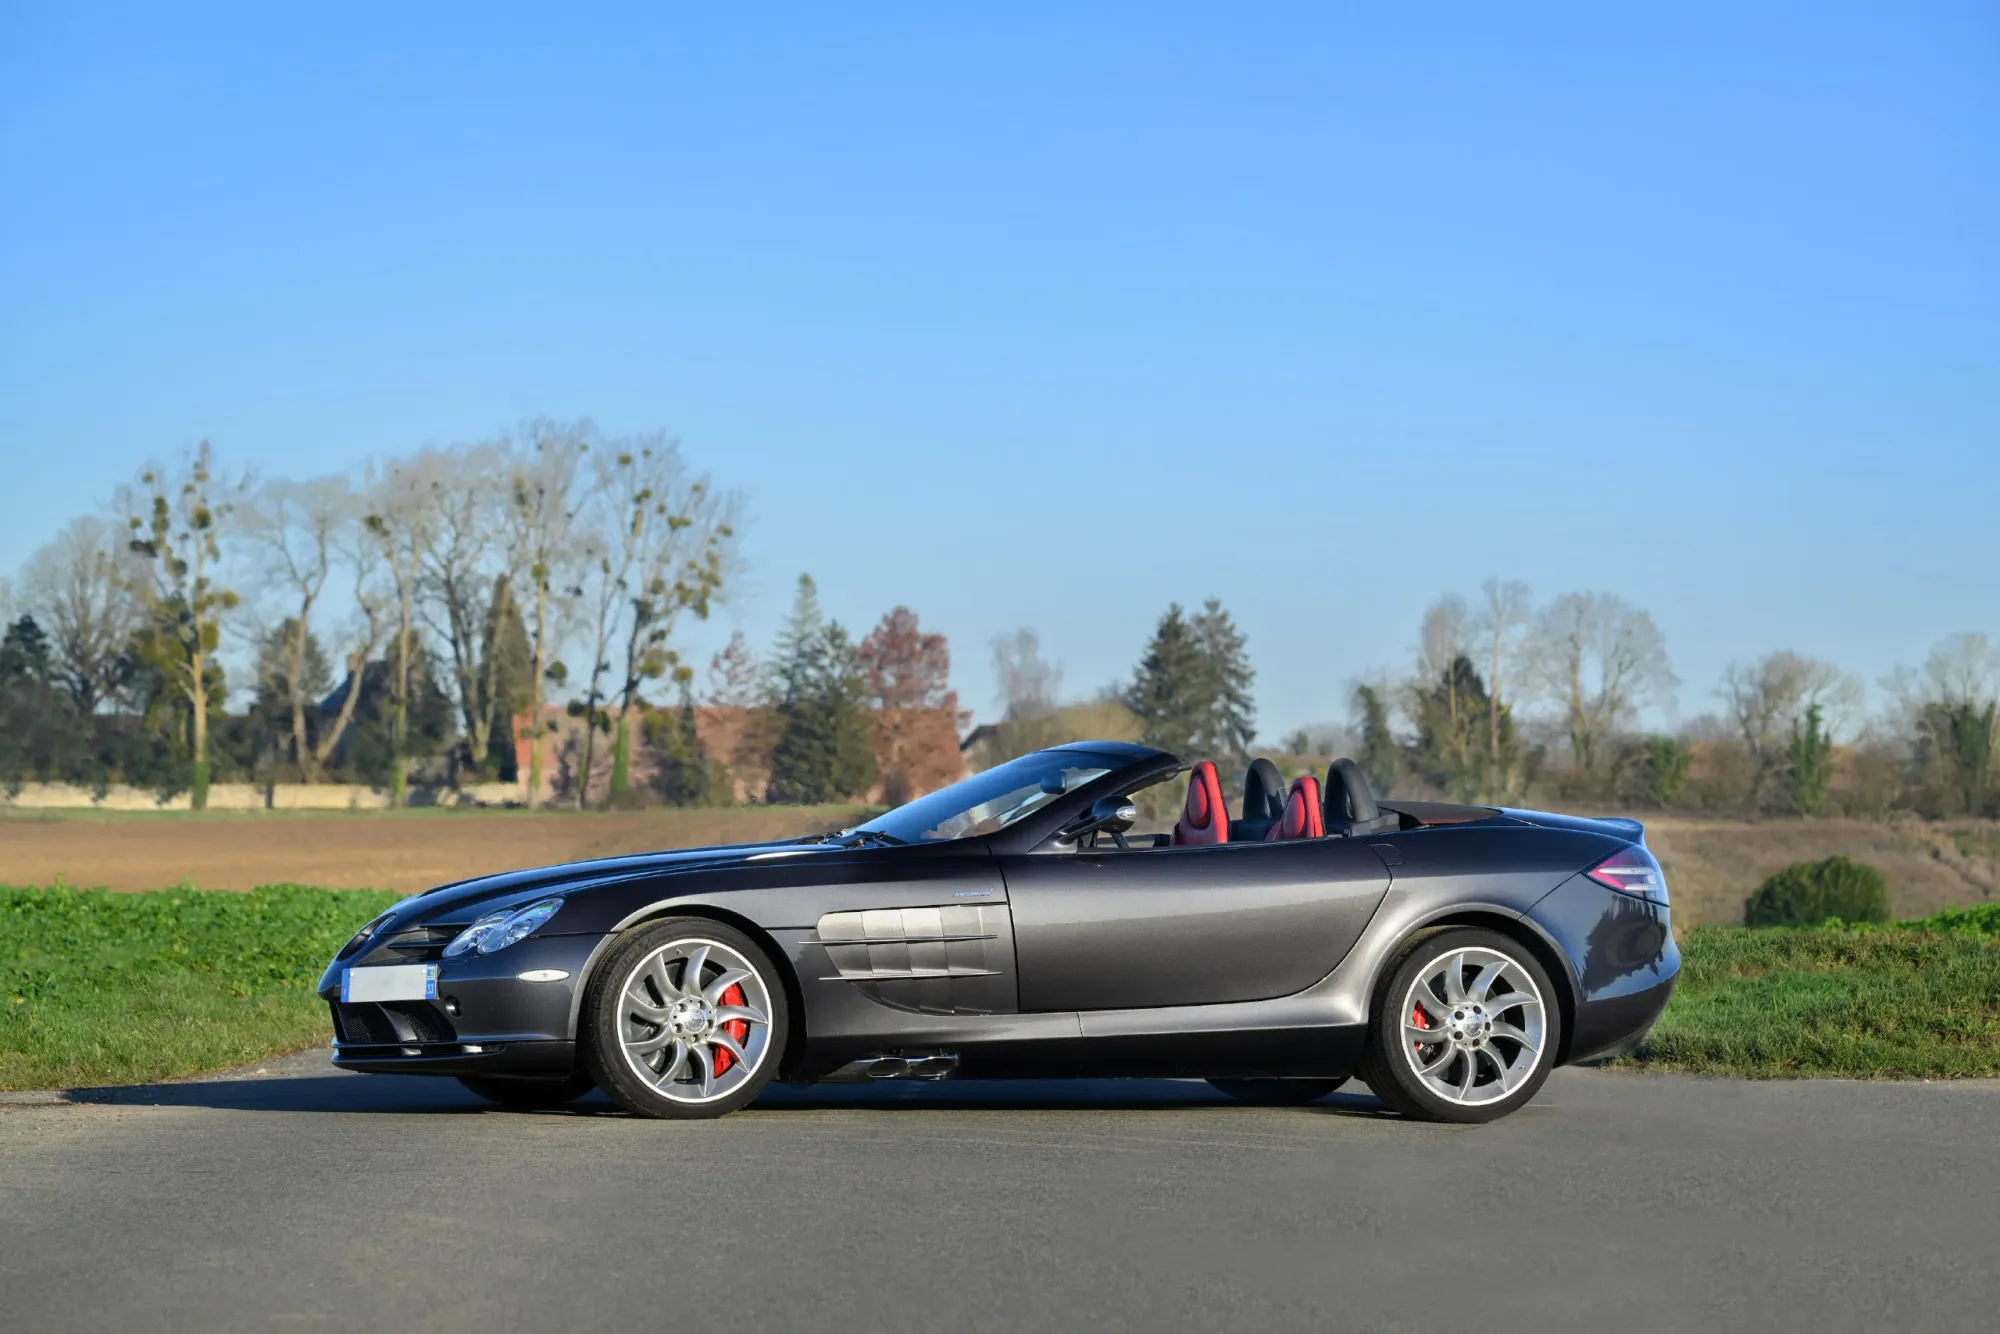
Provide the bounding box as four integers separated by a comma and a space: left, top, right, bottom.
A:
1619, 905, 2000, 1078
5, 883, 1999, 1091
0, 884, 399, 1090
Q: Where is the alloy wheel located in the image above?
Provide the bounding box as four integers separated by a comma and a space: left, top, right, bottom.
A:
1398, 946, 1546, 1107
616, 938, 775, 1105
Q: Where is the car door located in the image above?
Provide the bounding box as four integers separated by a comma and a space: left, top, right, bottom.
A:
999, 837, 1393, 1012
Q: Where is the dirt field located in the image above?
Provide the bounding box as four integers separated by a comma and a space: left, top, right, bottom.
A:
2, 805, 1995, 924
1645, 816, 1999, 924
0, 806, 871, 895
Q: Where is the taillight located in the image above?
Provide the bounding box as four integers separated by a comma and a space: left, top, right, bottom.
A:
1585, 846, 1667, 903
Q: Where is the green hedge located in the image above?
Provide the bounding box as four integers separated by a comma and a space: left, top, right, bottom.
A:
1744, 854, 1890, 927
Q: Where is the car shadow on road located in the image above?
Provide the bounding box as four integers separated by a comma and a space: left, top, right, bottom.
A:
63, 1068, 1390, 1118
752, 1079, 1390, 1116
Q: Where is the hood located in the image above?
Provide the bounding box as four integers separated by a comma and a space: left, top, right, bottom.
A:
392, 838, 828, 924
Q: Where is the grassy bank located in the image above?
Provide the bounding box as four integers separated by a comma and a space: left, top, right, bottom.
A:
0, 884, 397, 1090
1620, 906, 2000, 1078
5, 884, 1998, 1091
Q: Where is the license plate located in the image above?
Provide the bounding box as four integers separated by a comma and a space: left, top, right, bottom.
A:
341, 963, 439, 1003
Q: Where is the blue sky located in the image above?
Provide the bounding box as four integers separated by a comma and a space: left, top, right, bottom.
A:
2, 3, 1994, 736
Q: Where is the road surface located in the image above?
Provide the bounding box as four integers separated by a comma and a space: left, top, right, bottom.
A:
3, 1058, 1995, 1332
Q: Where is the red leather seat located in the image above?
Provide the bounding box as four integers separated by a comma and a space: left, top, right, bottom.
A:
1264, 775, 1325, 841
1172, 760, 1228, 846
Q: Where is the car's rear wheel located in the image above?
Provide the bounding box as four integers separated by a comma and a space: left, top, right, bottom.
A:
583, 918, 788, 1121
457, 1071, 597, 1109
1358, 927, 1560, 1124
1207, 1078, 1346, 1106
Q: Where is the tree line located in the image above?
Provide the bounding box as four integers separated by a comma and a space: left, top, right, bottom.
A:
0, 429, 959, 810
6, 448, 1995, 824
1330, 582, 1999, 820
971, 581, 1999, 823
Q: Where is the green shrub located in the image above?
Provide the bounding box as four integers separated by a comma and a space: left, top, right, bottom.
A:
1744, 855, 1889, 927
1915, 903, 2000, 936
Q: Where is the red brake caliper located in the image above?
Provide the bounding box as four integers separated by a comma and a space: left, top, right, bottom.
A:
1411, 1004, 1430, 1054
712, 983, 748, 1075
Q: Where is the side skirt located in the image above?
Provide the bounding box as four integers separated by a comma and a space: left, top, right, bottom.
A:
808, 1025, 1368, 1082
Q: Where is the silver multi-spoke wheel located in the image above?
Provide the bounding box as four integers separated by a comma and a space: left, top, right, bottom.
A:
616, 938, 775, 1105
1398, 946, 1546, 1107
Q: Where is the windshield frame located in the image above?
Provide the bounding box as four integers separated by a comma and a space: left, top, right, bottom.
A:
851, 749, 1133, 846
850, 744, 1182, 855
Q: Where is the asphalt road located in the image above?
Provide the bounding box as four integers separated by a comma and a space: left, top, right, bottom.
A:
2, 1059, 1996, 1333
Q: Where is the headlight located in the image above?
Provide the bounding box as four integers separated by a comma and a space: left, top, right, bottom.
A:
442, 897, 566, 958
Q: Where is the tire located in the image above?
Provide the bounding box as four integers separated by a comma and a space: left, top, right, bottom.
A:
583, 918, 790, 1120
1357, 927, 1561, 1124
1207, 1078, 1347, 1106
457, 1071, 597, 1109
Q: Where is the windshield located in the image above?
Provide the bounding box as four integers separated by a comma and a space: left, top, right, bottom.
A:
851, 751, 1118, 844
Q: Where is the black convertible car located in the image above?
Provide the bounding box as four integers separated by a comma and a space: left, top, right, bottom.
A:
320, 742, 1677, 1123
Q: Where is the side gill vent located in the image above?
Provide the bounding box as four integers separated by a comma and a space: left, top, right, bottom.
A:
812, 905, 1013, 1016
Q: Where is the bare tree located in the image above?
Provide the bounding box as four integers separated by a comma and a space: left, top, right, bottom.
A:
363, 453, 441, 804
1473, 579, 1532, 775
419, 442, 511, 781
1416, 594, 1469, 687
1528, 592, 1676, 775
1719, 650, 1862, 806
505, 421, 590, 807
1888, 632, 2000, 710
19, 516, 139, 715
1884, 633, 2000, 815
567, 471, 627, 810
589, 435, 739, 803
119, 442, 243, 810
993, 628, 1061, 722
1412, 593, 1474, 781
981, 628, 1067, 760
243, 476, 386, 781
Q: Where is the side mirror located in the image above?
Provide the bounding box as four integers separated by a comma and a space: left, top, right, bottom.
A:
1048, 800, 1144, 852
1089, 796, 1138, 835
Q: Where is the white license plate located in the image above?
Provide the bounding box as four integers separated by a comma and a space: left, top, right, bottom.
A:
341, 963, 439, 1003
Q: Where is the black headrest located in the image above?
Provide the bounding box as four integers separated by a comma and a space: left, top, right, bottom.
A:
1243, 758, 1289, 822
1323, 757, 1380, 828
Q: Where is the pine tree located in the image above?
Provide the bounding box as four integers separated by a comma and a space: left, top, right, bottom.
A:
0, 616, 83, 789
764, 577, 877, 804
1409, 654, 1514, 801
769, 574, 824, 706
1191, 597, 1255, 762
1127, 604, 1208, 758
645, 681, 714, 807
1352, 683, 1402, 797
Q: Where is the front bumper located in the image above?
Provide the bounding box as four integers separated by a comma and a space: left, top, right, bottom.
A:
330, 1038, 579, 1076
320, 933, 604, 1078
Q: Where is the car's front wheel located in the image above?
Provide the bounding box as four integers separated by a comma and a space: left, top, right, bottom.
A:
1358, 927, 1560, 1124
582, 918, 789, 1120
457, 1071, 597, 1109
